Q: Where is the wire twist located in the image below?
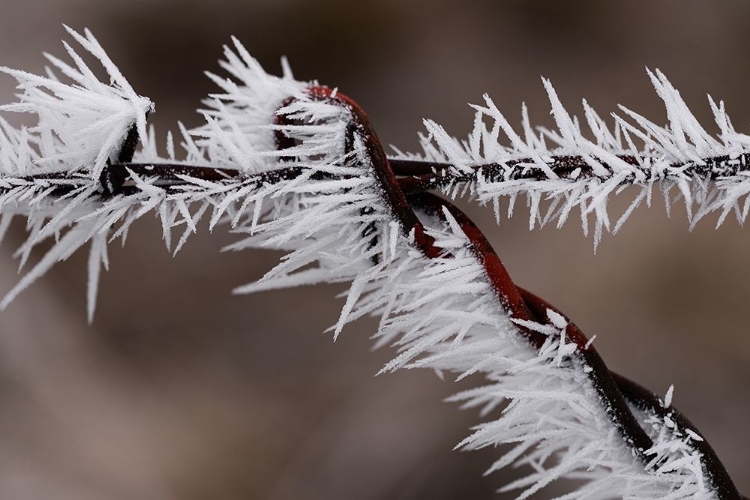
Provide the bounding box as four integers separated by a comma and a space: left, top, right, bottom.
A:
291, 86, 744, 500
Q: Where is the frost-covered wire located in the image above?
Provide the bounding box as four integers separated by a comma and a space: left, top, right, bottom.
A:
0, 27, 745, 499
390, 71, 750, 249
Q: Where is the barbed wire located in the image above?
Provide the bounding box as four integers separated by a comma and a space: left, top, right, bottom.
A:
1, 28, 746, 497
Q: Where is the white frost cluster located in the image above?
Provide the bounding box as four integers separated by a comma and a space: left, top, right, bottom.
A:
396, 71, 750, 248
136, 37, 307, 172
0, 29, 731, 498
0, 26, 152, 179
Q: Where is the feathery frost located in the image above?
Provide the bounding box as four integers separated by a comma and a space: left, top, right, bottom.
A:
395, 70, 750, 249
0, 28, 735, 498
0, 26, 152, 179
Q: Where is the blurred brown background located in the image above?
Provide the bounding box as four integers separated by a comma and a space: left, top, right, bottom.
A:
1, 1, 749, 498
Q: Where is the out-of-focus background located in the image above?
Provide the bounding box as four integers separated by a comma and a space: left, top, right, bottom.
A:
0, 1, 749, 498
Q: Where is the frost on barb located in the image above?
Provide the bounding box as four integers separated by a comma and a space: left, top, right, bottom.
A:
0, 26, 152, 179
134, 37, 309, 171
189, 40, 307, 173
395, 70, 750, 247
